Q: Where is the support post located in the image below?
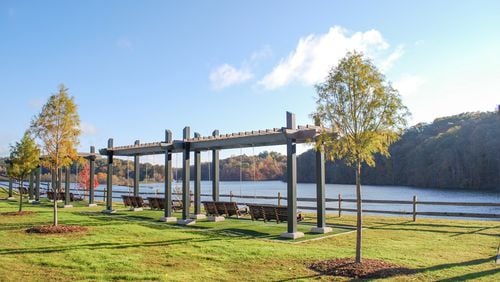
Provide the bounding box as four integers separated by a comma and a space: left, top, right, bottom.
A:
178, 127, 195, 225
88, 146, 97, 207
35, 166, 41, 203
58, 168, 62, 199
281, 112, 304, 239
311, 144, 331, 234
64, 166, 72, 208
103, 138, 115, 213
8, 177, 14, 199
278, 192, 281, 207
28, 171, 34, 201
51, 169, 56, 201
413, 195, 417, 222
338, 194, 342, 217
212, 130, 220, 201
191, 133, 205, 220
134, 140, 140, 197
161, 130, 176, 222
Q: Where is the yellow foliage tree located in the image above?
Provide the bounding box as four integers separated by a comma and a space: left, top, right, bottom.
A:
31, 85, 80, 226
314, 52, 409, 263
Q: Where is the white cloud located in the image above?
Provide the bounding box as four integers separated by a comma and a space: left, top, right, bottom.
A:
209, 64, 253, 90
80, 122, 97, 136
27, 98, 45, 109
379, 45, 404, 73
393, 74, 424, 97
116, 37, 133, 49
259, 26, 402, 90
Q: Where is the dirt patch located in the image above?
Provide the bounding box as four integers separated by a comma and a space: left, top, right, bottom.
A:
1, 211, 35, 216
26, 225, 88, 234
309, 258, 416, 279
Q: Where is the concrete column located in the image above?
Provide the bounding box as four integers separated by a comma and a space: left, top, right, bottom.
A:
161, 130, 176, 222
212, 129, 220, 201
35, 166, 41, 202
58, 168, 62, 195
64, 166, 73, 208
134, 140, 140, 197
89, 146, 97, 206
178, 127, 195, 225
28, 171, 34, 200
281, 112, 304, 239
311, 145, 332, 234
103, 138, 115, 213
8, 177, 13, 199
191, 133, 205, 219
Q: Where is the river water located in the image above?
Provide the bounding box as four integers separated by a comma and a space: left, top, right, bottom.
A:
92, 180, 500, 219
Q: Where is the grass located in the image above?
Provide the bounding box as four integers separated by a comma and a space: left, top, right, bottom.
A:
0, 192, 499, 281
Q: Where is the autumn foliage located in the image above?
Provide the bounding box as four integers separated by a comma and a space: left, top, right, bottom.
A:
78, 163, 99, 190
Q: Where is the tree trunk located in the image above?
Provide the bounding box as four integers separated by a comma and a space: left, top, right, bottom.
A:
355, 160, 363, 263
19, 179, 24, 212
53, 170, 58, 226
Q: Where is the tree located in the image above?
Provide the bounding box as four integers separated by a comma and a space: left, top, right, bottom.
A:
314, 52, 409, 263
31, 85, 80, 226
6, 131, 40, 212
78, 163, 99, 199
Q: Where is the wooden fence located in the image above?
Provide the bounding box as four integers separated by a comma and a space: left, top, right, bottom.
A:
2, 182, 499, 221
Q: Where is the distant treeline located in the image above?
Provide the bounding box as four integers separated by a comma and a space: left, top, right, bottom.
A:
297, 111, 500, 190
1, 111, 498, 190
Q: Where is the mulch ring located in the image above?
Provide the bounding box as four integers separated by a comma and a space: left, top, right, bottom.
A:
1, 211, 35, 216
309, 258, 416, 279
26, 225, 88, 234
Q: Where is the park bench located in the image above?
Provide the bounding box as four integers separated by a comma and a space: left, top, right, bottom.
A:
122, 195, 146, 209
146, 197, 183, 211
202, 201, 246, 218
47, 191, 78, 201
246, 204, 303, 224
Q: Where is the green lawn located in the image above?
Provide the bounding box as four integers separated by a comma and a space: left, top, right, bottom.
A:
0, 192, 499, 281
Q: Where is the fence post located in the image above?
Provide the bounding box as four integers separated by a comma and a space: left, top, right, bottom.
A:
412, 195, 417, 222
230, 191, 233, 202
338, 194, 342, 217
278, 192, 281, 207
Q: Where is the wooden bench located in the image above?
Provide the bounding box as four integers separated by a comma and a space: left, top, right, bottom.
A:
202, 201, 246, 218
246, 204, 303, 224
122, 195, 145, 209
47, 191, 77, 201
147, 197, 183, 211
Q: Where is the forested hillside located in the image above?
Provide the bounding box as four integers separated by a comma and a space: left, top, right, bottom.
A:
1, 112, 498, 190
297, 111, 500, 190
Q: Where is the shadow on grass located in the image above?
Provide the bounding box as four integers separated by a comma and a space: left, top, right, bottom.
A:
367, 221, 500, 238
0, 237, 220, 255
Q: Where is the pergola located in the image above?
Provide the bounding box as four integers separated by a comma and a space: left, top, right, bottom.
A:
99, 112, 333, 239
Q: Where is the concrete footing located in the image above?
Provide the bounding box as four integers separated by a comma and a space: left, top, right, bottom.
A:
102, 209, 116, 214
280, 232, 305, 239
160, 216, 177, 223
310, 227, 333, 234
177, 219, 196, 225
88, 203, 98, 207
28, 200, 36, 203
208, 216, 225, 222
63, 205, 73, 208
7, 197, 15, 200
129, 207, 143, 212
190, 214, 207, 220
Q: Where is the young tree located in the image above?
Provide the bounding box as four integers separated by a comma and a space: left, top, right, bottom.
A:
6, 131, 40, 212
314, 52, 409, 263
31, 84, 80, 226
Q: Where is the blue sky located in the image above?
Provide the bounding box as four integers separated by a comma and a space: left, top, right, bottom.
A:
1, 1, 499, 163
